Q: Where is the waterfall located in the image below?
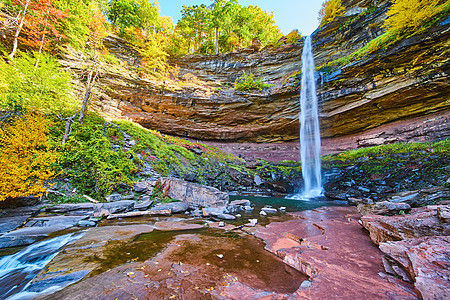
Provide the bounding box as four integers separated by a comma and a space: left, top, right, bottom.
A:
0, 232, 84, 299
299, 35, 322, 198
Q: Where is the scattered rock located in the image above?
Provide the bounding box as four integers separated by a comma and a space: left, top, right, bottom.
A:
261, 207, 277, 214
347, 197, 373, 206
245, 219, 258, 227
254, 175, 262, 185
0, 216, 30, 234
202, 207, 226, 217
210, 212, 236, 220
299, 280, 312, 289
279, 207, 286, 211
265, 181, 289, 193
121, 192, 135, 200
357, 201, 411, 216
134, 180, 157, 193
229, 199, 251, 207
260, 211, 267, 216
77, 220, 97, 227
218, 222, 225, 227
437, 206, 450, 223
244, 206, 254, 211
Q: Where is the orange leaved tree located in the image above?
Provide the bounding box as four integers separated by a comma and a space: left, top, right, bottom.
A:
0, 113, 58, 201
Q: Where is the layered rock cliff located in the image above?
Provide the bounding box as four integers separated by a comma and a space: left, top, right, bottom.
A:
62, 0, 449, 160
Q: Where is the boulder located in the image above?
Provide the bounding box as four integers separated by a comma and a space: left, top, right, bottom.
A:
160, 178, 229, 208
202, 206, 226, 217
153, 202, 189, 214
438, 206, 450, 223
134, 200, 154, 211
357, 201, 411, 216
265, 181, 290, 193
210, 212, 236, 220
379, 236, 450, 300
93, 200, 136, 217
105, 193, 123, 202
360, 205, 450, 245
261, 207, 277, 214
134, 180, 157, 193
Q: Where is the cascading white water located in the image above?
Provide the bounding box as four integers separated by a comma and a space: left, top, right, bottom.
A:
299, 35, 322, 198
0, 232, 84, 299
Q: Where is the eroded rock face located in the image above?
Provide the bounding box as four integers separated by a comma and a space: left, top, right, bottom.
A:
379, 236, 450, 300
59, 0, 449, 153
360, 205, 450, 245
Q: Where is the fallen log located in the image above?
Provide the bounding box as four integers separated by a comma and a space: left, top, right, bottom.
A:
106, 209, 171, 219
83, 195, 99, 203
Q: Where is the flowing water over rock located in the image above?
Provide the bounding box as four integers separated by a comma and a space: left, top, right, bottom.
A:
0, 232, 84, 299
299, 35, 322, 199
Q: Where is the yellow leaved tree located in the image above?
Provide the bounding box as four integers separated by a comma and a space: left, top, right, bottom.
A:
0, 113, 58, 201
318, 0, 345, 27
384, 0, 450, 36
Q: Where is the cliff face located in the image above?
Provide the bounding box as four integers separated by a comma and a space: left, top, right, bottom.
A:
65, 0, 449, 158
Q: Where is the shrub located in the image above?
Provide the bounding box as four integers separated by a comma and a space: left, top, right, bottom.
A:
55, 114, 138, 199
0, 113, 58, 201
234, 72, 273, 92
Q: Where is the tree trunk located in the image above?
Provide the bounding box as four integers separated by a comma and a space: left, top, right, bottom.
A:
79, 54, 98, 124
62, 114, 77, 144
9, 0, 30, 60
215, 27, 219, 54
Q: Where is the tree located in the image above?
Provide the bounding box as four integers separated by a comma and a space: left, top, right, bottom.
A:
209, 0, 238, 54
0, 113, 58, 202
384, 0, 449, 36
318, 0, 345, 27
8, 0, 30, 60
0, 51, 75, 113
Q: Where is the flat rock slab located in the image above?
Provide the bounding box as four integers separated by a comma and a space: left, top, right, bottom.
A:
0, 226, 70, 248
25, 216, 87, 228
254, 206, 419, 299
0, 216, 29, 234
45, 203, 96, 216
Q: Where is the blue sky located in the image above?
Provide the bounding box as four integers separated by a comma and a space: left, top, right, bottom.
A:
159, 0, 325, 35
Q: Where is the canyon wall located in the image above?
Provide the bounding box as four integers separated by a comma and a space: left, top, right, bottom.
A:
63, 0, 449, 160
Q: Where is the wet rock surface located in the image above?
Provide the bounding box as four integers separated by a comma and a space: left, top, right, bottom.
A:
34, 221, 306, 300
254, 206, 419, 299
361, 204, 450, 299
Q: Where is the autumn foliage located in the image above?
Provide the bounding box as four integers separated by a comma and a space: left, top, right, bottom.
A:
318, 0, 345, 27
0, 113, 58, 201
384, 0, 450, 36
10, 0, 68, 50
